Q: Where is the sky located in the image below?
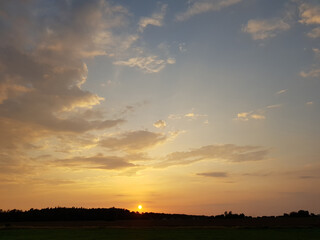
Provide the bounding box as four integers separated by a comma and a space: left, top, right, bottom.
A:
0, 0, 319, 216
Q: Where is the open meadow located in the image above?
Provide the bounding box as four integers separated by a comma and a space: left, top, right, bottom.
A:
1, 228, 320, 240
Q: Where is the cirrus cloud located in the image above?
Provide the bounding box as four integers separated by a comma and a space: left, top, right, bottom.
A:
176, 0, 242, 22
138, 4, 167, 32
113, 56, 175, 73
197, 171, 228, 178
157, 144, 269, 168
53, 154, 136, 170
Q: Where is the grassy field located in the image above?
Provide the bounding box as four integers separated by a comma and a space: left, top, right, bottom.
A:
1, 228, 320, 240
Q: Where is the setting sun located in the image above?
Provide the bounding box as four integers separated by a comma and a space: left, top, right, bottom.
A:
138, 205, 143, 211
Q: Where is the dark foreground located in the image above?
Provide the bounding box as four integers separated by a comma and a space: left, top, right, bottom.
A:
1, 208, 320, 239
1, 227, 320, 240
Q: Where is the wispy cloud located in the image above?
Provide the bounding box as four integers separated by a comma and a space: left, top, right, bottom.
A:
109, 4, 175, 74
53, 154, 136, 170
157, 144, 269, 168
300, 48, 320, 78
307, 27, 320, 38
300, 68, 320, 78
197, 171, 228, 178
113, 56, 175, 73
169, 111, 208, 121
178, 42, 187, 52
138, 4, 167, 32
175, 0, 242, 22
153, 120, 167, 129
313, 48, 320, 57
236, 101, 283, 121
236, 111, 265, 121
250, 114, 266, 120
267, 104, 282, 109
242, 18, 290, 40
276, 89, 288, 95
100, 130, 167, 153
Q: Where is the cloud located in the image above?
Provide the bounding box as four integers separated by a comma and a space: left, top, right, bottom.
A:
178, 43, 187, 52
169, 111, 208, 121
250, 114, 266, 120
299, 2, 320, 25
236, 111, 265, 121
185, 113, 195, 118
186, 112, 208, 120
0, 0, 179, 178
157, 144, 269, 167
0, 81, 31, 104
0, 0, 130, 150
166, 58, 176, 64
113, 56, 175, 73
237, 112, 250, 119
313, 48, 320, 58
307, 27, 320, 38
53, 154, 135, 170
242, 172, 271, 177
0, 151, 39, 176
242, 18, 290, 40
168, 114, 182, 120
300, 68, 320, 78
300, 48, 320, 78
175, 0, 242, 22
100, 130, 167, 152
299, 175, 316, 179
153, 120, 167, 129
306, 101, 313, 105
267, 104, 282, 109
276, 89, 287, 94
236, 101, 284, 121
138, 4, 167, 32
197, 172, 228, 178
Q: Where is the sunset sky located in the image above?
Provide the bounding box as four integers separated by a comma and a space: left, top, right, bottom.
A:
0, 0, 319, 216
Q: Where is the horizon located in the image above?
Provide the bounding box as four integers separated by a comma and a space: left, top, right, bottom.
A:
0, 0, 319, 217
1, 206, 318, 218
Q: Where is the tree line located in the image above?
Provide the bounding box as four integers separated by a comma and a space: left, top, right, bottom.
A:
0, 207, 318, 222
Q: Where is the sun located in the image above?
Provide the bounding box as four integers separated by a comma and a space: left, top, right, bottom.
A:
138, 205, 143, 210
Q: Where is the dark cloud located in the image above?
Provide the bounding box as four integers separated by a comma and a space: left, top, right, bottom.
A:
242, 172, 271, 177
299, 175, 316, 179
197, 172, 228, 178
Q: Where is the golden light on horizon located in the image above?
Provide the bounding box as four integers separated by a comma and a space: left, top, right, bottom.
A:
138, 205, 143, 211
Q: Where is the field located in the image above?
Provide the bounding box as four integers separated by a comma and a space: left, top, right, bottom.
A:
1, 227, 320, 240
